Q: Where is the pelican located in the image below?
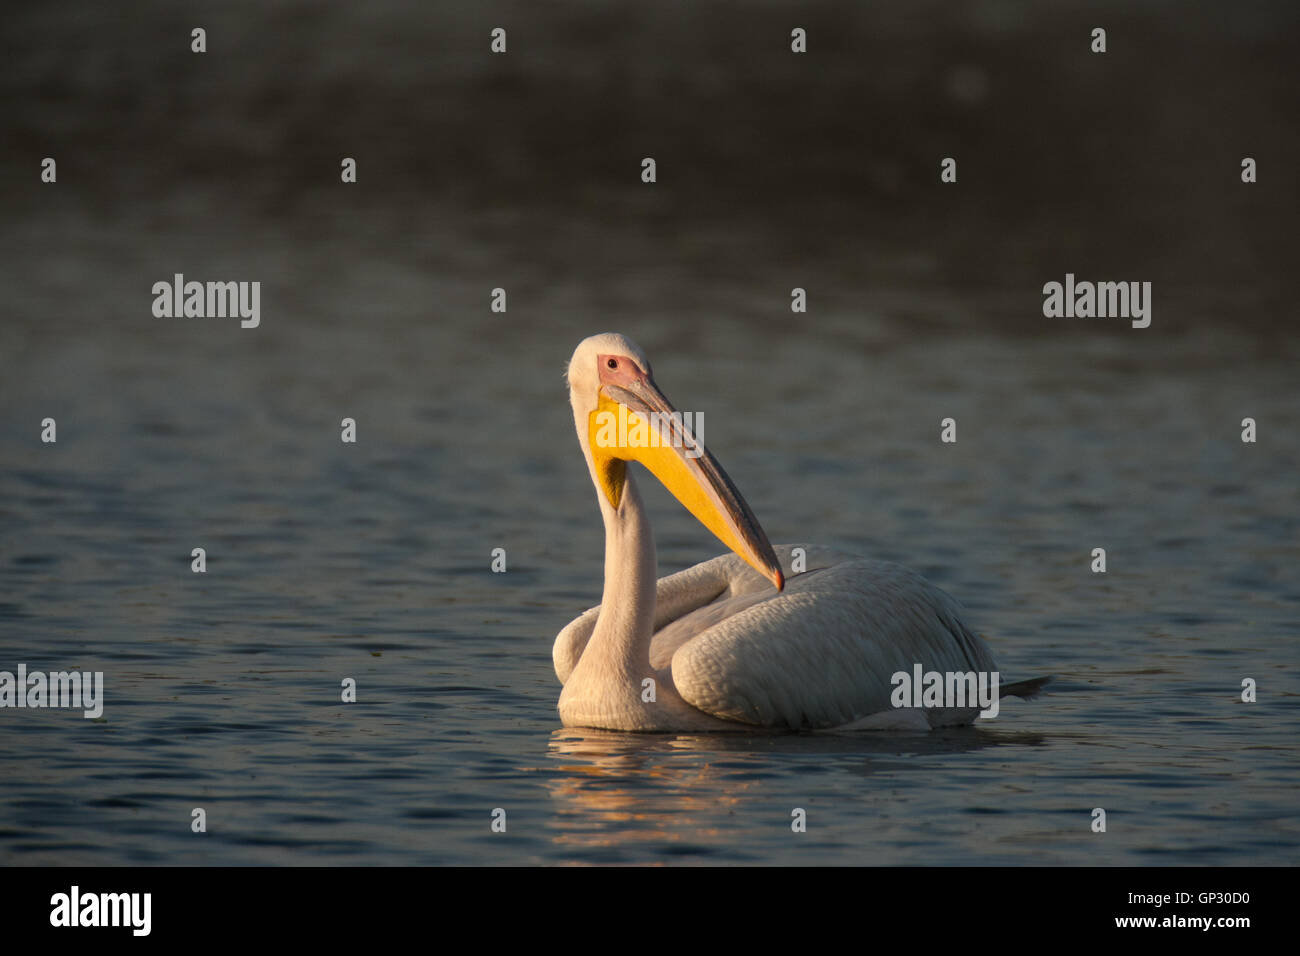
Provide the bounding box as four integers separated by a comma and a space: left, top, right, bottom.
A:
554, 333, 1048, 732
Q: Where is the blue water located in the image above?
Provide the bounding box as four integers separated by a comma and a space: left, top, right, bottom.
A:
1, 0, 1297, 865
1, 198, 1296, 863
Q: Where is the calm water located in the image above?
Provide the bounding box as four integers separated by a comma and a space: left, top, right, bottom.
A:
1, 197, 1297, 865
2, 0, 1298, 865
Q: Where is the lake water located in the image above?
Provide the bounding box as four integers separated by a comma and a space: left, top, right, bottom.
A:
1, 0, 1297, 865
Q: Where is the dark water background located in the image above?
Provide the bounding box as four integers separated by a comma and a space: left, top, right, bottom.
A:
1, 1, 1297, 864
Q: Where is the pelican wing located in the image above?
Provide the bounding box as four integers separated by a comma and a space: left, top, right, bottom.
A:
668, 558, 998, 729
553, 544, 850, 683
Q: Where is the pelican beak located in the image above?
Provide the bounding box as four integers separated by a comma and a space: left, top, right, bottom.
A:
589, 370, 784, 591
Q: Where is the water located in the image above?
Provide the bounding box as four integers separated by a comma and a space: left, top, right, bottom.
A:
1, 0, 1298, 865
3, 217, 1296, 863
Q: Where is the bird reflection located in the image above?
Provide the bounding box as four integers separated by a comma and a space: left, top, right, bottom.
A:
538, 727, 1046, 857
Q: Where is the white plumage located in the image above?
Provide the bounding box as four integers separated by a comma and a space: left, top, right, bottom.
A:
554, 333, 1046, 732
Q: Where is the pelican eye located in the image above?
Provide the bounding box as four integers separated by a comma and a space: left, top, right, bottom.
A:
607, 358, 618, 369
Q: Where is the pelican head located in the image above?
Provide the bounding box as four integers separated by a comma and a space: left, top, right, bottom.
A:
566, 332, 784, 591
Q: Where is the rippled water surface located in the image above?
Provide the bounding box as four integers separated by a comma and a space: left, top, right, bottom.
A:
1, 0, 1297, 865
3, 211, 1296, 864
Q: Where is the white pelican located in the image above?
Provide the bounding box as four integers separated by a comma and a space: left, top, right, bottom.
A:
554, 332, 1048, 732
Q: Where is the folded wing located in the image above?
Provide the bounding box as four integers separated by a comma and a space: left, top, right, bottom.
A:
669, 559, 998, 729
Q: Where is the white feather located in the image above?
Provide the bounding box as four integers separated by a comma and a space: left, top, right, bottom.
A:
556, 544, 997, 730
554, 333, 1043, 732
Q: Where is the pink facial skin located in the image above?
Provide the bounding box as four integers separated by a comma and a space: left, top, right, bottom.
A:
597, 354, 652, 390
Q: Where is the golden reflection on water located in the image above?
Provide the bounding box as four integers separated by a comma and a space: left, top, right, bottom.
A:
539, 727, 1042, 854
543, 731, 753, 850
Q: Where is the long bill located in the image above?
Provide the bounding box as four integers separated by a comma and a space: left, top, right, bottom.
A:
587, 375, 784, 591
